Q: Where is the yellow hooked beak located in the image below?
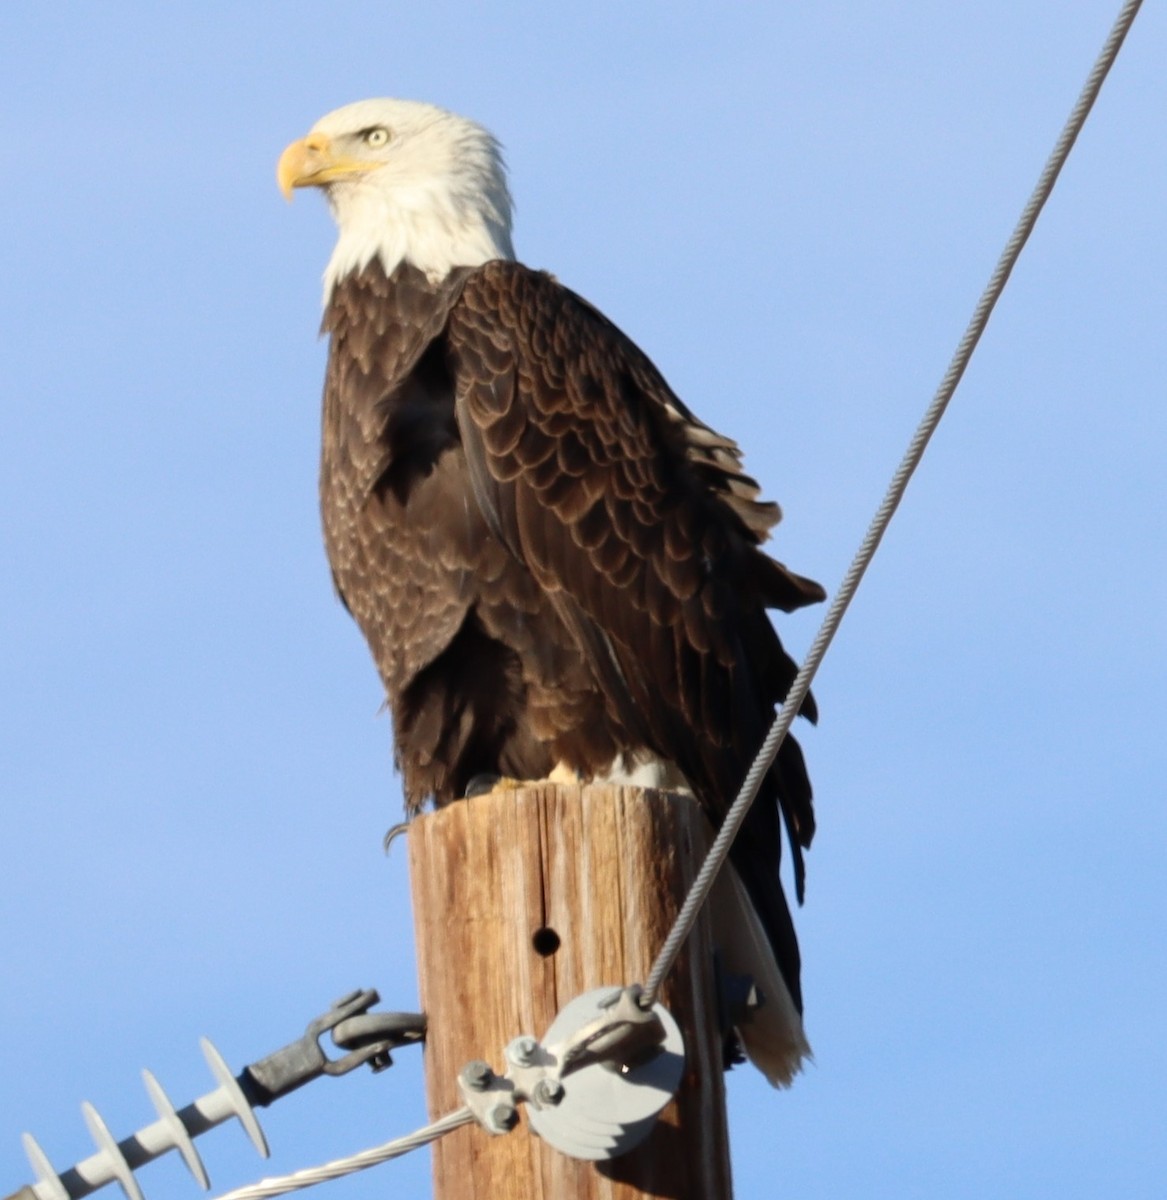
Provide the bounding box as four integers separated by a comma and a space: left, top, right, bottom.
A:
277, 131, 382, 200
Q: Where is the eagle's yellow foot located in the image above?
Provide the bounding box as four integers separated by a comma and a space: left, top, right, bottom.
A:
464, 762, 581, 799
464, 773, 526, 799
547, 761, 581, 785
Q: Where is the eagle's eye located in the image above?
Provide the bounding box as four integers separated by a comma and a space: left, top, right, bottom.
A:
363, 126, 391, 149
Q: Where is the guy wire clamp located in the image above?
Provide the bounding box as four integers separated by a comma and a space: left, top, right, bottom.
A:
456, 986, 685, 1162
5, 989, 425, 1200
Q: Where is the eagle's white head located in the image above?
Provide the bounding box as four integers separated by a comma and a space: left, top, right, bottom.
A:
278, 98, 515, 301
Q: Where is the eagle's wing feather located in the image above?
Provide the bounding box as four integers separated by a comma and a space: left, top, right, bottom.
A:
447, 262, 823, 1008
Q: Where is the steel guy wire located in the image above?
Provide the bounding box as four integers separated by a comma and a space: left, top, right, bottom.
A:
641, 0, 1146, 1010
207, 1108, 474, 1200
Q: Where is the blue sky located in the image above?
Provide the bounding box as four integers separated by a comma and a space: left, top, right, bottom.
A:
1, 3, 1164, 1197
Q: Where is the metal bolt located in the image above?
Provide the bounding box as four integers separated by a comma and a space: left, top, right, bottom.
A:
487, 1101, 519, 1134
462, 1061, 493, 1092
531, 1078, 564, 1108
507, 1036, 539, 1068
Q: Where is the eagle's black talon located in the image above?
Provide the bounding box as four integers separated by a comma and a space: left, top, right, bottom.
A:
464, 773, 502, 799
382, 821, 411, 854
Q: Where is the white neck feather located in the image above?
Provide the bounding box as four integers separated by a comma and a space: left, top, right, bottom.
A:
323, 187, 513, 301
321, 154, 514, 302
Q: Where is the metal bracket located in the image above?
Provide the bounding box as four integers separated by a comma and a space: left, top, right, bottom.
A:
245, 989, 425, 1103
552, 985, 667, 1077
456, 1062, 521, 1136
456, 986, 684, 1162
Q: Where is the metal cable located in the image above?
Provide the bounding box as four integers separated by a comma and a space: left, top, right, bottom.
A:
208, 1108, 474, 1200
642, 0, 1144, 1009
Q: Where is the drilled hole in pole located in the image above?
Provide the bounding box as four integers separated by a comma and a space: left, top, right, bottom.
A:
531, 926, 561, 957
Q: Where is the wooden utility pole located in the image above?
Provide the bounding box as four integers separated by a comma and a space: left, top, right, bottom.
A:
409, 783, 732, 1200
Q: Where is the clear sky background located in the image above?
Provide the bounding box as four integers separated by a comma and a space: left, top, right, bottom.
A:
1, 3, 1164, 1198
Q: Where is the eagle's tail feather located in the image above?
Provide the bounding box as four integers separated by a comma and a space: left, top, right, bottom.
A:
710, 863, 811, 1087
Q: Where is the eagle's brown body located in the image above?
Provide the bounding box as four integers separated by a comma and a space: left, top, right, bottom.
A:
319, 257, 824, 1011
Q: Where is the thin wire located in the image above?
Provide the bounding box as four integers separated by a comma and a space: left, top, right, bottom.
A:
208, 1108, 474, 1200
642, 0, 1144, 1009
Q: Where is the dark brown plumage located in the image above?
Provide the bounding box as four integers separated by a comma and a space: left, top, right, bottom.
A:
319, 257, 824, 1011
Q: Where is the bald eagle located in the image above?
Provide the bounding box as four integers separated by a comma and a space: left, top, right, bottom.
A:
279, 99, 824, 1084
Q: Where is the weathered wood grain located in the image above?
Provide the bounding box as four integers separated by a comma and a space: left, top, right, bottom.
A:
409, 784, 732, 1200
